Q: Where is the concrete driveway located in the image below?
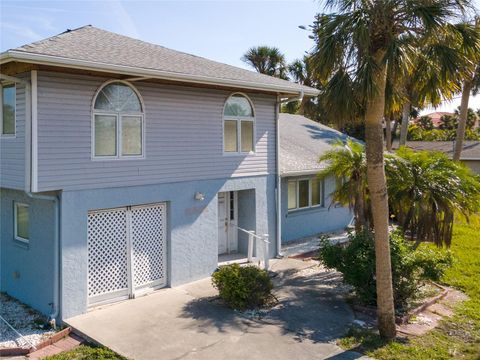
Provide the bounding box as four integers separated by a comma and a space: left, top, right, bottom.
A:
66, 259, 368, 360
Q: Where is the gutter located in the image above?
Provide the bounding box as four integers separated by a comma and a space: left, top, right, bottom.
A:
1, 73, 60, 325
0, 51, 320, 97
275, 91, 304, 257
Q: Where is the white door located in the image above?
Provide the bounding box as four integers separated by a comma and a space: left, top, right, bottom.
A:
218, 193, 228, 255
87, 203, 167, 307
218, 192, 238, 255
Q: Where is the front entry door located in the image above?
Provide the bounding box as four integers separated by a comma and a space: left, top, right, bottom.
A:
218, 192, 238, 255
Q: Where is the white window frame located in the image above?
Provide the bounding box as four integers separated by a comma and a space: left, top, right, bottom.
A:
1, 82, 16, 138
287, 177, 324, 212
222, 92, 256, 155
91, 80, 145, 160
14, 202, 29, 244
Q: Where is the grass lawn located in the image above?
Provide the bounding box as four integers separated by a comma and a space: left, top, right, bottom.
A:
44, 345, 127, 360
338, 214, 480, 359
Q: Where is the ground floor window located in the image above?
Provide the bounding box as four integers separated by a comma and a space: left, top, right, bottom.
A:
288, 177, 324, 211
14, 202, 29, 243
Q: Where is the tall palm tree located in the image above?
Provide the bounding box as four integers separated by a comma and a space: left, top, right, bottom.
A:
310, 0, 472, 339
454, 60, 480, 160
288, 56, 316, 115
241, 46, 288, 79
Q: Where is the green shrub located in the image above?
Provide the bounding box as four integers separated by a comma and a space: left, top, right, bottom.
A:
318, 231, 452, 310
212, 264, 273, 310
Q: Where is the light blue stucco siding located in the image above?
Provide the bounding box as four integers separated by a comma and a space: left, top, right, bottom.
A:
281, 176, 353, 243
60, 174, 276, 319
0, 188, 55, 315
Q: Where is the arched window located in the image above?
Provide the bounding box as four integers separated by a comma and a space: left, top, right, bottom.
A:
92, 81, 144, 158
223, 93, 255, 153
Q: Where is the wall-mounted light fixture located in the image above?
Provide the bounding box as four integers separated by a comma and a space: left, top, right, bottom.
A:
194, 192, 205, 201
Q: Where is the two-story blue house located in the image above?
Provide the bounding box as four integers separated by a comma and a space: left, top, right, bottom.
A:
0, 26, 351, 322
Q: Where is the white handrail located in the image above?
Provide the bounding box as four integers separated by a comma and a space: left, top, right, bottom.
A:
236, 226, 270, 243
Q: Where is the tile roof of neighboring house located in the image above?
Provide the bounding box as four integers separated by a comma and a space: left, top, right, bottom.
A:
279, 113, 355, 176
395, 141, 480, 160
414, 112, 454, 127
0, 25, 318, 96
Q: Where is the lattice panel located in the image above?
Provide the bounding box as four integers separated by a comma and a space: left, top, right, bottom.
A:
87, 208, 129, 299
131, 204, 167, 289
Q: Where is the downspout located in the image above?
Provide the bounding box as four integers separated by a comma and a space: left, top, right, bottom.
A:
275, 90, 304, 257
1, 72, 60, 326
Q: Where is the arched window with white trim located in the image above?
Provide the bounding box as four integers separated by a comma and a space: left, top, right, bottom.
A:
92, 81, 144, 159
223, 93, 255, 154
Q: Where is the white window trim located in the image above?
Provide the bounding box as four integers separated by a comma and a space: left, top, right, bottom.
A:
288, 177, 324, 212
222, 92, 256, 155
1, 82, 16, 138
91, 80, 145, 160
14, 202, 29, 244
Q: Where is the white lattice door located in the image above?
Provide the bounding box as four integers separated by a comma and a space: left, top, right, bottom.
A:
87, 203, 167, 307
131, 204, 167, 292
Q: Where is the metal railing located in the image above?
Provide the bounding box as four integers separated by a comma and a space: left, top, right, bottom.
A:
236, 226, 270, 270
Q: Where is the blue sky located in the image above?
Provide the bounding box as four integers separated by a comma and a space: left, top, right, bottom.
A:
1, 0, 479, 112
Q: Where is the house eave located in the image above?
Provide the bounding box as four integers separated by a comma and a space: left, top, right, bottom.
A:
0, 51, 320, 97
280, 169, 324, 177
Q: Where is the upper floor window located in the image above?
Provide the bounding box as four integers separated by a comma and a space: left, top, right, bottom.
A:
1, 84, 16, 136
223, 93, 255, 153
92, 81, 144, 159
288, 177, 324, 211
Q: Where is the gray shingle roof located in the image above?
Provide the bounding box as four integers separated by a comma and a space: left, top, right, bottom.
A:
396, 141, 480, 160
2, 26, 318, 96
279, 113, 352, 176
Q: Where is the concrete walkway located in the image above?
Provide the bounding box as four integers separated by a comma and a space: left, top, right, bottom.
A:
66, 259, 368, 360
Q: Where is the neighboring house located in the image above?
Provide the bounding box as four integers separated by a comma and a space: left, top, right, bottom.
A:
414, 112, 454, 128
399, 141, 480, 174
279, 114, 353, 242
0, 26, 319, 321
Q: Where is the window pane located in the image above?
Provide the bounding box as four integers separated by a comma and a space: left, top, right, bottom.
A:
241, 121, 254, 152
224, 120, 238, 152
311, 178, 321, 206
16, 204, 29, 240
224, 94, 253, 117
298, 180, 309, 208
94, 83, 141, 112
288, 181, 297, 210
2, 85, 15, 135
122, 116, 142, 156
95, 115, 117, 156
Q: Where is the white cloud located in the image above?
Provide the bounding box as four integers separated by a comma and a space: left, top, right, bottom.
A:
107, 0, 140, 39
1, 22, 44, 42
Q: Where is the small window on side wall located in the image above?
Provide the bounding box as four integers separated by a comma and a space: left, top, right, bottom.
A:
15, 202, 29, 243
2, 84, 16, 136
287, 177, 324, 212
223, 93, 255, 154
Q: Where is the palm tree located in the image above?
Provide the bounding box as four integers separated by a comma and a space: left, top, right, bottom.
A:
241, 46, 288, 79
385, 147, 480, 247
454, 60, 480, 160
310, 0, 472, 339
288, 56, 317, 115
318, 139, 370, 232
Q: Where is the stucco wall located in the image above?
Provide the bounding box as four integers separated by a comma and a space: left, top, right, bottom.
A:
281, 176, 353, 243
0, 188, 55, 315
60, 174, 276, 319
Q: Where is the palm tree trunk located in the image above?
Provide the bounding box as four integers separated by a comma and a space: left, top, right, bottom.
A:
364, 53, 396, 340
399, 102, 411, 146
385, 116, 392, 151
453, 79, 473, 161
